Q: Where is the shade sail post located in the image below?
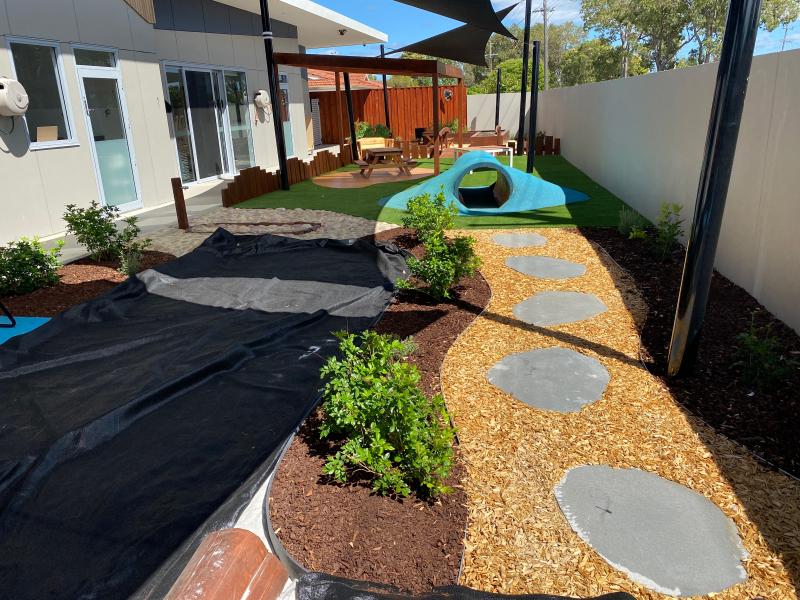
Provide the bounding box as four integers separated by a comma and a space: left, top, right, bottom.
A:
516, 0, 532, 156
433, 75, 440, 175
495, 68, 502, 128
667, 0, 762, 377
526, 41, 540, 174
259, 0, 289, 190
380, 45, 391, 130
343, 73, 359, 163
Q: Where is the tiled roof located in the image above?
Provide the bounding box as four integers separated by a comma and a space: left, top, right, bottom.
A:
307, 69, 384, 91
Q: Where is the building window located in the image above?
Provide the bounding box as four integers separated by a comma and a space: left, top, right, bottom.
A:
8, 39, 74, 147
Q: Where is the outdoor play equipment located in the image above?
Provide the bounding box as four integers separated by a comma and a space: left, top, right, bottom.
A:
381, 150, 588, 216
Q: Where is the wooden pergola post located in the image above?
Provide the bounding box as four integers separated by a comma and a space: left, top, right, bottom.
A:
335, 71, 344, 155
433, 75, 440, 175
457, 77, 464, 149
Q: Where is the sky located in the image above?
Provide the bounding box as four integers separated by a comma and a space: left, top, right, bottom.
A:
310, 0, 800, 60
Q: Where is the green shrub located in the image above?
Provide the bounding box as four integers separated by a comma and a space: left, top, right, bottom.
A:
628, 225, 648, 240
735, 314, 797, 390
319, 331, 456, 498
652, 202, 684, 262
63, 202, 150, 267
372, 123, 392, 138
400, 190, 480, 301
0, 237, 63, 296
354, 121, 393, 139
618, 206, 647, 237
354, 120, 371, 140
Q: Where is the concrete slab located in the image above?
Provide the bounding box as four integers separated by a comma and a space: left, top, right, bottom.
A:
492, 232, 547, 248
506, 256, 586, 279
555, 465, 748, 597
513, 291, 607, 326
487, 347, 609, 413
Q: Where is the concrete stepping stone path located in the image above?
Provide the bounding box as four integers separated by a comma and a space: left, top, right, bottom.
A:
491, 232, 547, 248
514, 291, 607, 326
488, 347, 609, 413
555, 465, 748, 596
506, 256, 586, 280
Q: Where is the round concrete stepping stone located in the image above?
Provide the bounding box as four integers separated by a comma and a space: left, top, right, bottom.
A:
513, 291, 607, 326
487, 347, 609, 413
555, 465, 748, 596
492, 232, 546, 248
506, 256, 586, 279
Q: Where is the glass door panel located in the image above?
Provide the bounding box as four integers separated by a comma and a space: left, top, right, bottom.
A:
279, 78, 294, 157
166, 68, 196, 183
81, 76, 138, 208
224, 72, 255, 171
185, 70, 223, 179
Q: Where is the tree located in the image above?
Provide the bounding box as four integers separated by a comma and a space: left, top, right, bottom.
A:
561, 38, 649, 86
581, 0, 645, 77
634, 0, 694, 71
468, 57, 544, 94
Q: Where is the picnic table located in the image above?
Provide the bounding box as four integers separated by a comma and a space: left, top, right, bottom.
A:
355, 147, 417, 178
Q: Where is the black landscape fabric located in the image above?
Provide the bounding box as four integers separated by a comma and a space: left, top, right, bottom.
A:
0, 230, 408, 600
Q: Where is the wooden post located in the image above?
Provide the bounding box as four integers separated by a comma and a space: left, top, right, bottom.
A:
335, 72, 344, 155
433, 75, 440, 175
457, 78, 464, 148
171, 177, 189, 228
343, 73, 358, 163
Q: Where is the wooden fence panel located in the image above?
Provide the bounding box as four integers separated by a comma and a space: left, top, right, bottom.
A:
310, 84, 466, 144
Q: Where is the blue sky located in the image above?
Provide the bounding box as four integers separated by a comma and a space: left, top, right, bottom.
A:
311, 0, 800, 59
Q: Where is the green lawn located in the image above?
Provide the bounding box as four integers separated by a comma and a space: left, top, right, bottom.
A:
236, 155, 627, 229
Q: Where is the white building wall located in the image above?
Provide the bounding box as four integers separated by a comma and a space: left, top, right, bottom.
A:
532, 49, 800, 333
0, 0, 312, 244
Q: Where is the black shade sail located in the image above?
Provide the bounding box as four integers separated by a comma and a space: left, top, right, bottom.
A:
388, 4, 518, 67
396, 0, 515, 37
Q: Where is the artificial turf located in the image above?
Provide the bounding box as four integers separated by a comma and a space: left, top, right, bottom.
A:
235, 155, 628, 229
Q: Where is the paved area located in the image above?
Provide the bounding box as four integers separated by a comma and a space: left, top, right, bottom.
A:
506, 256, 586, 279
555, 465, 748, 596
488, 347, 609, 413
513, 291, 608, 326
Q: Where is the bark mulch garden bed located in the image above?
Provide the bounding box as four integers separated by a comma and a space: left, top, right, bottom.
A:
268, 229, 492, 594
1, 251, 176, 317
582, 228, 800, 476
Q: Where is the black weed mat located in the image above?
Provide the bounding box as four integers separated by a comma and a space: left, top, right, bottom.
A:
0, 230, 407, 599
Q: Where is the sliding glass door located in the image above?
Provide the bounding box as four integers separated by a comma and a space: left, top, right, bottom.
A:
166, 65, 255, 184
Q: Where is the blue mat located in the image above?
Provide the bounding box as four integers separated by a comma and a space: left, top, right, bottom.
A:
0, 317, 50, 345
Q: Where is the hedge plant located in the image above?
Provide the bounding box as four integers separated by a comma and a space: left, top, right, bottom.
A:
318, 330, 455, 498
0, 237, 63, 296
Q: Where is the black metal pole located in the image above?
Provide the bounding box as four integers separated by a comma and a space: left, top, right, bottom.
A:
380, 44, 391, 131
258, 0, 289, 190
494, 68, 502, 128
667, 0, 762, 377
526, 41, 540, 173
343, 72, 359, 163
516, 0, 532, 156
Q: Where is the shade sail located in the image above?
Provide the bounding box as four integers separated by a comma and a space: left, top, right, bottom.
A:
389, 4, 518, 67
396, 0, 515, 36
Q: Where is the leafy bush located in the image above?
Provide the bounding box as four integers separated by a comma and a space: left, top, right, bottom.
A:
319, 331, 456, 498
354, 120, 371, 140
735, 314, 797, 390
372, 123, 392, 138
399, 190, 481, 301
652, 202, 684, 262
0, 237, 63, 296
354, 121, 392, 139
63, 201, 151, 268
628, 225, 647, 240
618, 206, 647, 237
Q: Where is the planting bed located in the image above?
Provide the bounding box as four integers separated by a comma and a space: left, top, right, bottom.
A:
268, 229, 492, 594
1, 251, 175, 317
582, 228, 800, 476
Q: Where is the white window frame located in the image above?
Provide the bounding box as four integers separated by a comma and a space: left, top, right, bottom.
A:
5, 35, 79, 151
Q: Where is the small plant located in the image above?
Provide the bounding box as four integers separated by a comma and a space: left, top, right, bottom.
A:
618, 206, 647, 237
63, 202, 150, 268
734, 314, 797, 390
629, 225, 648, 240
652, 202, 684, 262
354, 121, 392, 139
319, 331, 456, 498
0, 237, 63, 296
399, 190, 480, 301
354, 120, 371, 139
372, 123, 392, 138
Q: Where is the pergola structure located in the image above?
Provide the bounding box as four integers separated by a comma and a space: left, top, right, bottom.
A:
274, 53, 465, 177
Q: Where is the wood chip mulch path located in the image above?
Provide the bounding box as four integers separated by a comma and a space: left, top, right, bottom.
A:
441, 228, 800, 599
268, 229, 492, 594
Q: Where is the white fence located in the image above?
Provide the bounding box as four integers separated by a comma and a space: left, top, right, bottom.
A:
468, 49, 800, 333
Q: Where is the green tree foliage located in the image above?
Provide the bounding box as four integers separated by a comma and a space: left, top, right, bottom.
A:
468, 57, 545, 94
319, 331, 456, 497
561, 38, 648, 85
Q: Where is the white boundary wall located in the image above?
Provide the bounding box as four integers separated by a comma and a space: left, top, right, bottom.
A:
528, 49, 799, 333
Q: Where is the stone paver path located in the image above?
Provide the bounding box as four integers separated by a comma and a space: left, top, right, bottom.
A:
506, 256, 587, 279
513, 291, 607, 327
491, 232, 547, 248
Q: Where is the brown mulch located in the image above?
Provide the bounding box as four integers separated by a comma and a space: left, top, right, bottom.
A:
581, 228, 800, 476
1, 251, 176, 317
268, 229, 492, 594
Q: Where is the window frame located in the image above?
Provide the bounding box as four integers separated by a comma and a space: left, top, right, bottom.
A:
5, 35, 79, 150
